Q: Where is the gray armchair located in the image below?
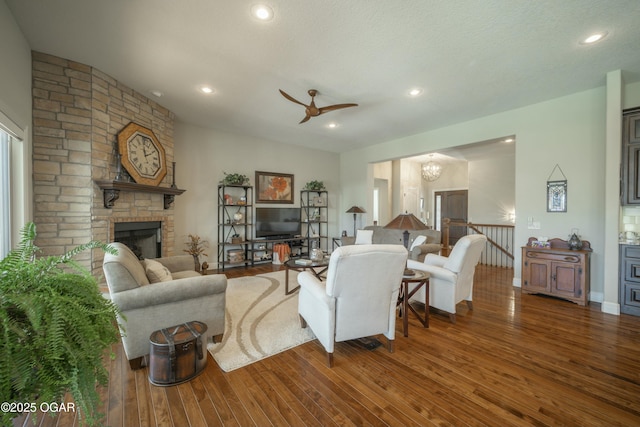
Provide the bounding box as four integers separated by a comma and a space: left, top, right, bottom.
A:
102, 242, 227, 369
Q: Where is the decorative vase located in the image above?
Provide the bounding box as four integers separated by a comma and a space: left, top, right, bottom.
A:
310, 241, 324, 262
568, 233, 583, 250
310, 248, 324, 262
192, 255, 201, 271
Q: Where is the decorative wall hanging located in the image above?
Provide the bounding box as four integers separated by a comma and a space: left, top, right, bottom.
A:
255, 171, 294, 203
546, 164, 567, 212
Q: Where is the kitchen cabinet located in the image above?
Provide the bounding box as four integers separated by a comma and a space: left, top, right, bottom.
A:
621, 108, 640, 205
619, 244, 640, 316
521, 237, 591, 306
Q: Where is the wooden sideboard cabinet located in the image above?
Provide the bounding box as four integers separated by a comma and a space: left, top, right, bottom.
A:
619, 244, 640, 316
521, 237, 591, 306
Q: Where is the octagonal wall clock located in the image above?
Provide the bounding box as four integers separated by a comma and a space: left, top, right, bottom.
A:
117, 122, 167, 186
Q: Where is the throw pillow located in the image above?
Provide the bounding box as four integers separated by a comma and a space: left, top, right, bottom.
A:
410, 235, 427, 250
144, 259, 173, 283
355, 229, 373, 245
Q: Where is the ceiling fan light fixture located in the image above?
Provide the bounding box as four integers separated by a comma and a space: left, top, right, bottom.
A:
251, 4, 273, 21
279, 88, 358, 124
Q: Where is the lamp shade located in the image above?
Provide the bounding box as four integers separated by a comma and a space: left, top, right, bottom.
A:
384, 213, 427, 274
384, 213, 427, 231
346, 206, 366, 214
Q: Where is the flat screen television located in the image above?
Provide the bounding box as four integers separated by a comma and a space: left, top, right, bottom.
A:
255, 207, 301, 239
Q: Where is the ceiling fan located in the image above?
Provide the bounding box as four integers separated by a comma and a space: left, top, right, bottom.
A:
279, 89, 358, 124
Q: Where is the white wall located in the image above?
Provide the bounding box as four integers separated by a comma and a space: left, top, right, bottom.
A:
340, 86, 610, 309
468, 151, 516, 224
173, 122, 340, 266
1, 0, 33, 242
0, 1, 31, 129
623, 80, 640, 109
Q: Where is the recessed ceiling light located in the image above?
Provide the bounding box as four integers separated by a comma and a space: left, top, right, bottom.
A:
580, 31, 608, 45
251, 4, 273, 21
504, 138, 514, 143
408, 88, 423, 97
327, 122, 338, 129
200, 86, 215, 94
150, 90, 163, 97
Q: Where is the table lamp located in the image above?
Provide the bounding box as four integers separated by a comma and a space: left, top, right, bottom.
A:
384, 212, 428, 275
346, 206, 366, 236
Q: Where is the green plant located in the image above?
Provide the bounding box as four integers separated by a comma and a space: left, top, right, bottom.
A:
0, 223, 121, 426
304, 180, 325, 191
221, 172, 250, 186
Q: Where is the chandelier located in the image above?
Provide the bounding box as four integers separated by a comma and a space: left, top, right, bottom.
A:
421, 160, 442, 181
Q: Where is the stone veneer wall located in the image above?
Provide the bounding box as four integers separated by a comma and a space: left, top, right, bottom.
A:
31, 51, 177, 282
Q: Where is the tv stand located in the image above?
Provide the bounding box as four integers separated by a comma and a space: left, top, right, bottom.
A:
249, 237, 305, 264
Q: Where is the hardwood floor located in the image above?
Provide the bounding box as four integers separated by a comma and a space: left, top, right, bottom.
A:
13, 265, 640, 426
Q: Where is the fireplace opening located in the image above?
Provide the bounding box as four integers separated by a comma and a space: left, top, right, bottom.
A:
114, 221, 162, 259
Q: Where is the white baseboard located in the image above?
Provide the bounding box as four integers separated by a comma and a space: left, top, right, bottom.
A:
589, 291, 603, 303
601, 301, 621, 316
512, 277, 521, 288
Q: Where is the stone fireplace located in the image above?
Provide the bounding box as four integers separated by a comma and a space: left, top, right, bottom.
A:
30, 51, 178, 286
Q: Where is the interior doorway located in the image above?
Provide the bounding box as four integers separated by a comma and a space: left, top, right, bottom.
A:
435, 190, 468, 247
373, 178, 391, 227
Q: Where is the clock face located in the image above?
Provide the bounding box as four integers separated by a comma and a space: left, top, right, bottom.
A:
117, 122, 167, 186
128, 133, 161, 177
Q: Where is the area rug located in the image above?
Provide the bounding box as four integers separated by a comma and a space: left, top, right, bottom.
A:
208, 270, 316, 372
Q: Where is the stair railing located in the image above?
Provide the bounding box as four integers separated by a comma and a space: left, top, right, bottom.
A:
441, 218, 514, 267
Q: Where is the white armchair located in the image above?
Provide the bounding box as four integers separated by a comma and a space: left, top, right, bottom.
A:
407, 234, 487, 323
298, 244, 408, 367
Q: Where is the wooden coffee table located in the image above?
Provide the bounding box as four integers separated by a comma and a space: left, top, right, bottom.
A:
398, 270, 430, 337
284, 258, 330, 295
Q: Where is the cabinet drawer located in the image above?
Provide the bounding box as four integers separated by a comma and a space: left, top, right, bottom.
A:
621, 282, 640, 316
524, 250, 581, 264
624, 259, 640, 283
622, 245, 640, 260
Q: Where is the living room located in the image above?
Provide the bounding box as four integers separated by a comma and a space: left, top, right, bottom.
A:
2, 1, 640, 311
2, 1, 640, 425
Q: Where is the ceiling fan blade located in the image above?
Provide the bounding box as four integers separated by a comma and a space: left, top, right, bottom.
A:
299, 114, 312, 124
279, 89, 308, 107
318, 103, 359, 115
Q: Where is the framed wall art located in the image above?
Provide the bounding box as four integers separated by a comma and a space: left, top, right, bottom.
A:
547, 180, 567, 212
255, 171, 294, 203
546, 164, 568, 213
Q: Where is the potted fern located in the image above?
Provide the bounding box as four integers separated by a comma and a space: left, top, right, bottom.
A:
0, 223, 121, 426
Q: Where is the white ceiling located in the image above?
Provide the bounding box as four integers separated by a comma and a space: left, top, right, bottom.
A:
6, 0, 640, 153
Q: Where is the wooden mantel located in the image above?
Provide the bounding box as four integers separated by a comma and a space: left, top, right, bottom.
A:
95, 180, 186, 209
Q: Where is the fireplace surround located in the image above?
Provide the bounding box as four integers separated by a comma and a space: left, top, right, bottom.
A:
113, 221, 162, 259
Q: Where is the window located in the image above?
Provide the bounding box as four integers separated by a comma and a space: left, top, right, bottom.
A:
0, 112, 27, 260
0, 129, 11, 258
